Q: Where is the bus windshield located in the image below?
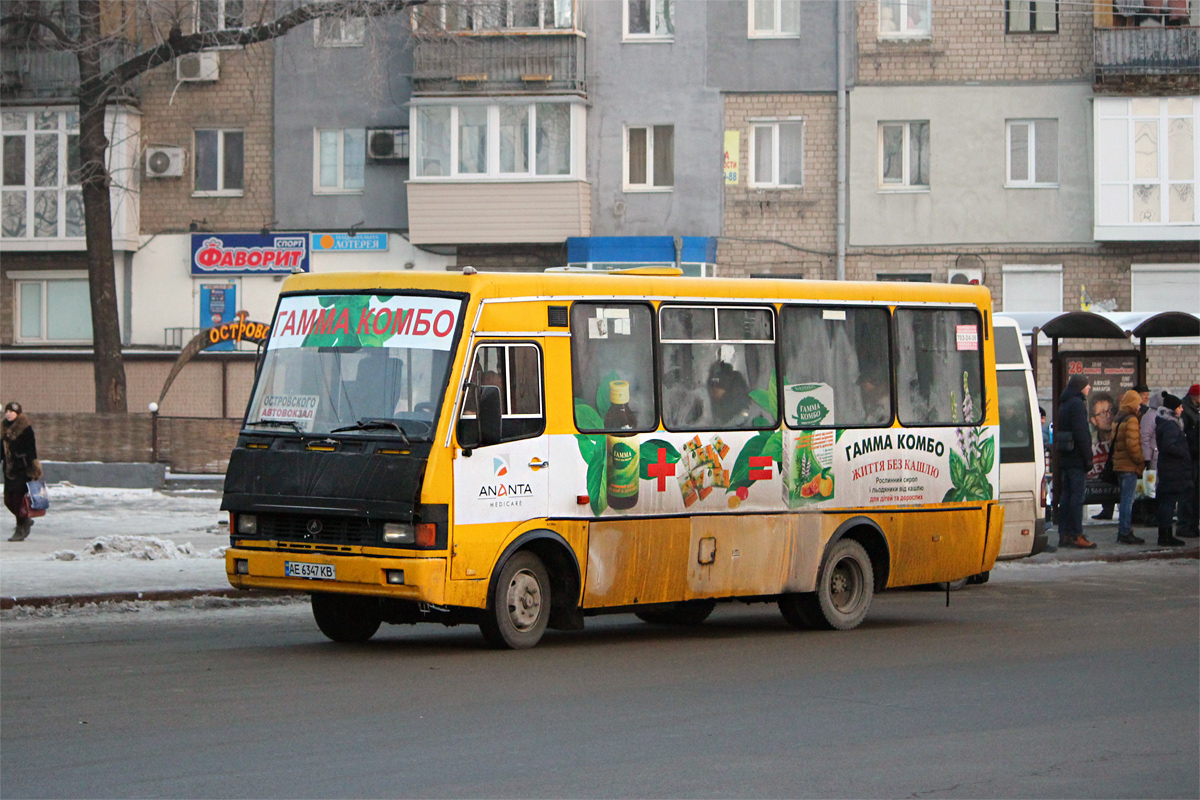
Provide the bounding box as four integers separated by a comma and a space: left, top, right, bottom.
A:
245, 293, 463, 440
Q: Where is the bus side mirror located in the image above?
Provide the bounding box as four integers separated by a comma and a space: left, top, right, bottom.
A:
477, 385, 503, 447
458, 383, 503, 453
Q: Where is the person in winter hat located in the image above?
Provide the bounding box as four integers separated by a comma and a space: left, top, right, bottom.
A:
1178, 384, 1200, 538
1154, 393, 1192, 546
1055, 375, 1096, 548
1110, 389, 1145, 544
2, 401, 42, 542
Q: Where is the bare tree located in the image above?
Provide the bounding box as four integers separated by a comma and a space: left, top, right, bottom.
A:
1, 0, 423, 412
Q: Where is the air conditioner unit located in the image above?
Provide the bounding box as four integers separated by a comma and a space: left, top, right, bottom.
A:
177, 51, 220, 82
948, 268, 983, 285
367, 128, 409, 162
145, 146, 184, 178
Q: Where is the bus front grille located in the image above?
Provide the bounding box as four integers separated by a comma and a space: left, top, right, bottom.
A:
258, 514, 378, 547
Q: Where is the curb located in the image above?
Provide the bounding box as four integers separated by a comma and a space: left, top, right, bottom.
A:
0, 588, 302, 611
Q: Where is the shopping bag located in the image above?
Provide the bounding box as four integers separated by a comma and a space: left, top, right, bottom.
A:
1142, 469, 1157, 499
26, 480, 49, 511
19, 493, 45, 519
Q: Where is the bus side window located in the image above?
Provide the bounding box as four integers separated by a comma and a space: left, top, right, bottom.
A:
778, 306, 892, 428
460, 343, 544, 443
659, 305, 777, 431
894, 308, 984, 426
570, 303, 657, 432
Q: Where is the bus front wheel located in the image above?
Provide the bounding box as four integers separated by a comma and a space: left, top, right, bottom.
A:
779, 538, 874, 631
480, 551, 551, 650
311, 592, 382, 643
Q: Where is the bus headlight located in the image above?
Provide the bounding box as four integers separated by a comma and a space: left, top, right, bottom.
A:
382, 522, 415, 544
236, 514, 257, 535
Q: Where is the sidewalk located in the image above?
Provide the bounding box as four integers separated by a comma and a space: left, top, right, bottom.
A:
1, 490, 1196, 611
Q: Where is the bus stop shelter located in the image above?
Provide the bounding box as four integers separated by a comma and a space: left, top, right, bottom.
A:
999, 310, 1200, 512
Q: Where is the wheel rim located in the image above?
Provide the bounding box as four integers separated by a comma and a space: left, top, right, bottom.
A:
828, 557, 865, 613
506, 568, 543, 632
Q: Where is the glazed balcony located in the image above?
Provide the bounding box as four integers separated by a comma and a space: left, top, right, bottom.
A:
0, 40, 140, 103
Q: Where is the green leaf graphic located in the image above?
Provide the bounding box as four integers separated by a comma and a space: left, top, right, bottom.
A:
978, 437, 995, 475
586, 450, 607, 517
727, 431, 771, 493
761, 430, 783, 464
638, 439, 680, 480
949, 449, 967, 489
574, 400, 604, 431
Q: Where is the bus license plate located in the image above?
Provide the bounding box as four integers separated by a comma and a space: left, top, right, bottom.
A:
285, 561, 336, 580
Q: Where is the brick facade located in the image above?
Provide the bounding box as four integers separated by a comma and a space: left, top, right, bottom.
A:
138, 40, 275, 235
720, 93, 838, 279
856, 0, 1094, 85
30, 412, 241, 474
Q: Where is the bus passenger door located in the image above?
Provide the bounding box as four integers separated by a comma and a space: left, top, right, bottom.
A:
452, 341, 548, 580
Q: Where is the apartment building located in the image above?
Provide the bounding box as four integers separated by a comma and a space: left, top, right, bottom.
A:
846, 0, 1197, 390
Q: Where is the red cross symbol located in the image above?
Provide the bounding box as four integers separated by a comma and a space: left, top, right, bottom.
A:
648, 447, 676, 491
749, 456, 773, 481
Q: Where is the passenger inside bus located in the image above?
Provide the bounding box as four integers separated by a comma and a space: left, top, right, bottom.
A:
706, 360, 751, 428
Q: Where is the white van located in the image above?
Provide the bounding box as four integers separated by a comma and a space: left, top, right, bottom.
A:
992, 315, 1049, 560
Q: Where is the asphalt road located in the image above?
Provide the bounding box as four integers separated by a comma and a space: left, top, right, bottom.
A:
2, 561, 1197, 799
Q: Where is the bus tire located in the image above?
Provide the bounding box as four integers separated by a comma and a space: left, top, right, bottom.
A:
480, 551, 551, 650
778, 593, 824, 630
792, 538, 874, 631
311, 592, 382, 643
635, 599, 717, 626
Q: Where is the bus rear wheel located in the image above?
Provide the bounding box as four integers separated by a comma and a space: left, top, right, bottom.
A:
480, 551, 551, 650
311, 592, 382, 643
779, 538, 874, 631
635, 599, 717, 626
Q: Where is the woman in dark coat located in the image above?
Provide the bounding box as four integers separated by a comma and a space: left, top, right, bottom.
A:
1154, 393, 1192, 547
2, 401, 41, 542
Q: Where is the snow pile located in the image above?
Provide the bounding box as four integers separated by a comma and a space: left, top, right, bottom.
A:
51, 535, 227, 562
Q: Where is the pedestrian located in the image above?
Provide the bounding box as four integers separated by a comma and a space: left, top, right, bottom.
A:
1055, 375, 1096, 548
2, 401, 41, 542
1178, 384, 1199, 538
1154, 393, 1192, 547
1111, 389, 1145, 544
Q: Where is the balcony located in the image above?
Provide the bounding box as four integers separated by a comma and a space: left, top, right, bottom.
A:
413, 32, 585, 96
1095, 26, 1199, 89
1, 40, 140, 103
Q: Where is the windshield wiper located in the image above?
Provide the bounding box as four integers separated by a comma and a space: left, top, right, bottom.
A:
245, 419, 302, 432
330, 418, 411, 444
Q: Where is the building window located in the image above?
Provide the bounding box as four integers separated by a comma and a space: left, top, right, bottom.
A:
412, 103, 577, 179
1007, 119, 1058, 187
11, 273, 92, 344
625, 0, 674, 40
749, 0, 800, 37
625, 125, 674, 191
879, 0, 930, 37
314, 16, 365, 46
0, 109, 83, 240
1006, 0, 1057, 32
879, 121, 929, 189
1096, 97, 1197, 228
314, 129, 365, 193
876, 273, 932, 282
750, 120, 803, 188
1002, 265, 1063, 312
1131, 264, 1200, 314
194, 129, 243, 196
196, 0, 243, 32
416, 0, 575, 32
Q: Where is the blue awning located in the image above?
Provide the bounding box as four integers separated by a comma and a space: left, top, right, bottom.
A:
566, 236, 718, 265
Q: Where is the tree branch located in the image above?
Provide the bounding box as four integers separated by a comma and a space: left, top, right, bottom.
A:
0, 9, 79, 50
80, 0, 425, 96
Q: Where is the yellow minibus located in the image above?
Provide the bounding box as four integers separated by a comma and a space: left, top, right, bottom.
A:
223, 269, 1004, 648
